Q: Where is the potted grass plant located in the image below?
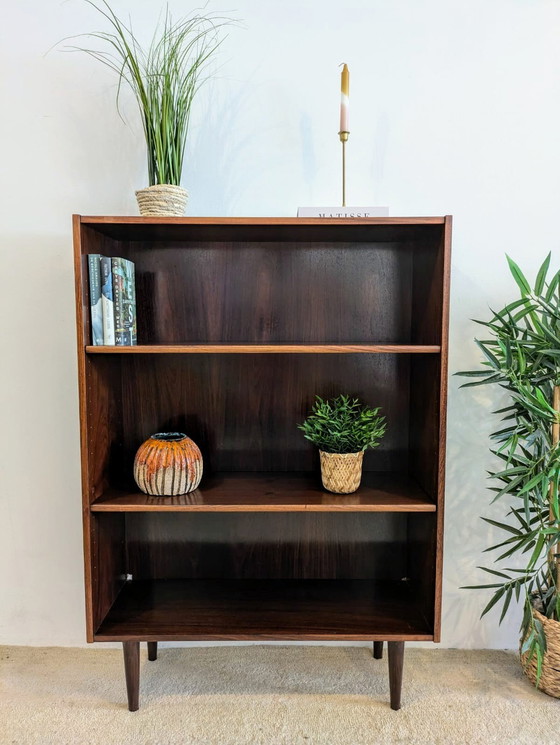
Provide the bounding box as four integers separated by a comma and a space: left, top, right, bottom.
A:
298, 395, 386, 494
69, 1, 233, 215
458, 253, 560, 696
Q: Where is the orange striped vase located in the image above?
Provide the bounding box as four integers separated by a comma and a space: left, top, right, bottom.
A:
133, 432, 203, 496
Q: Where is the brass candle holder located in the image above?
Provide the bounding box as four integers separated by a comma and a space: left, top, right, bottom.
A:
338, 130, 349, 206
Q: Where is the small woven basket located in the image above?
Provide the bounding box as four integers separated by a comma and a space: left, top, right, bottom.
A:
319, 451, 364, 494
135, 184, 188, 216
521, 607, 560, 698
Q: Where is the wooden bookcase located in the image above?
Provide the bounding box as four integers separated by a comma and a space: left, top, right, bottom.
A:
73, 215, 451, 711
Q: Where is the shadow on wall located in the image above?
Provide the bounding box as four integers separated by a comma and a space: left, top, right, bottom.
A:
185, 75, 309, 216
442, 267, 522, 649
185, 80, 262, 216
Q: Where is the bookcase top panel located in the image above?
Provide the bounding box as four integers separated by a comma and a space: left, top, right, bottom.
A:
76, 215, 450, 243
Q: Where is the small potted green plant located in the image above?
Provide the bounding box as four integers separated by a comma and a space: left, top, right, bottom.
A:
298, 395, 386, 494
68, 1, 233, 216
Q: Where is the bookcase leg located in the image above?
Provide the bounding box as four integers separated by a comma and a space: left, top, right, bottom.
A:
147, 642, 158, 661
387, 641, 405, 710
123, 641, 140, 712
373, 641, 383, 659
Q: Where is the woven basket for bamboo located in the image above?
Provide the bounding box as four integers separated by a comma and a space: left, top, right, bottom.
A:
319, 451, 364, 494
135, 184, 188, 216
521, 607, 560, 698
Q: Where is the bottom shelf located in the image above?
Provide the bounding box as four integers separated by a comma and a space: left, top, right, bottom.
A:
94, 579, 433, 642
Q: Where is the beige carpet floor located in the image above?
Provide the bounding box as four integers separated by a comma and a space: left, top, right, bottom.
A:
1, 645, 559, 745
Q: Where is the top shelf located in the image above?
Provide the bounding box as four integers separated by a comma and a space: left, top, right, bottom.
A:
78, 215, 449, 243
85, 343, 442, 355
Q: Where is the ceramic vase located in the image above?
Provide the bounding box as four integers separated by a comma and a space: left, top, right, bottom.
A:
133, 432, 202, 496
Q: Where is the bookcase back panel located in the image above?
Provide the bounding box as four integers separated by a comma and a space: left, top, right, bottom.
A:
125, 241, 417, 345
115, 353, 411, 481
124, 512, 409, 581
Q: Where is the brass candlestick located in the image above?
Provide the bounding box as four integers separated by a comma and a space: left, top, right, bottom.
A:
338, 130, 349, 206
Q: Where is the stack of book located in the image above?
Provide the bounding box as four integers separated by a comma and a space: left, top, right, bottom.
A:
88, 255, 137, 345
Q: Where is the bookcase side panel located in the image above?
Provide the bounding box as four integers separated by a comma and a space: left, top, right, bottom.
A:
75, 221, 129, 637
410, 225, 446, 346
91, 514, 126, 633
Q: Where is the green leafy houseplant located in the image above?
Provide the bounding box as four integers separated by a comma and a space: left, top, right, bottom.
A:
298, 395, 386, 495
68, 1, 233, 212
458, 253, 560, 691
298, 395, 386, 454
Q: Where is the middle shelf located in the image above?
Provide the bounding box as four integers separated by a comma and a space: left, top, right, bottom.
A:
91, 471, 436, 513
85, 344, 442, 354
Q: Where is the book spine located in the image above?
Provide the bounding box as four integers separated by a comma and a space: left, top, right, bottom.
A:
131, 260, 137, 345
112, 258, 125, 345
125, 259, 137, 346
87, 254, 104, 345
100, 256, 115, 345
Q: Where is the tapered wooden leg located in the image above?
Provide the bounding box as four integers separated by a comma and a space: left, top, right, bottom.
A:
387, 641, 405, 710
147, 642, 158, 661
123, 641, 140, 712
373, 641, 383, 659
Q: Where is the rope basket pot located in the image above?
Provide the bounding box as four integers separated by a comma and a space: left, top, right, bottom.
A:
135, 184, 188, 216
319, 451, 364, 494
521, 607, 560, 698
133, 432, 202, 496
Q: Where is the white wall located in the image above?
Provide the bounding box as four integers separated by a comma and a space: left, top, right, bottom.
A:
1, 0, 559, 648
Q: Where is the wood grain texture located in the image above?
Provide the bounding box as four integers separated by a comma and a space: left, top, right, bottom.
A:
79, 215, 447, 245
432, 215, 452, 642
123, 511, 410, 581
95, 579, 433, 641
73, 215, 450, 657
86, 344, 442, 354
74, 220, 126, 640
91, 514, 126, 632
91, 472, 436, 512
126, 241, 415, 346
116, 353, 411, 477
73, 215, 94, 641
122, 641, 140, 711
388, 641, 405, 710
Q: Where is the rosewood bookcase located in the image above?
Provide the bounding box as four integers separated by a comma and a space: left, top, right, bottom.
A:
73, 215, 451, 711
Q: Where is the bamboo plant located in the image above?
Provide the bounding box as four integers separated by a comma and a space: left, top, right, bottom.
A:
68, 1, 232, 186
458, 253, 560, 680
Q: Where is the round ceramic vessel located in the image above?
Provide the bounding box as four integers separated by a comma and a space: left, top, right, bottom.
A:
133, 432, 202, 496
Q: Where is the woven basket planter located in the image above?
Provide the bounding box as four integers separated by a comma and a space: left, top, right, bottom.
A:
135, 184, 188, 216
133, 432, 202, 496
319, 451, 364, 494
521, 607, 560, 698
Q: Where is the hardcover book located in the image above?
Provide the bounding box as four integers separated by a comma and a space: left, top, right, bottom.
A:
87, 254, 104, 345
297, 206, 389, 218
100, 256, 115, 345
112, 258, 137, 346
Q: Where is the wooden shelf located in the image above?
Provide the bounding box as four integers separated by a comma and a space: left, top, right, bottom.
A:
86, 344, 441, 354
91, 472, 436, 512
94, 579, 433, 641
79, 215, 447, 243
